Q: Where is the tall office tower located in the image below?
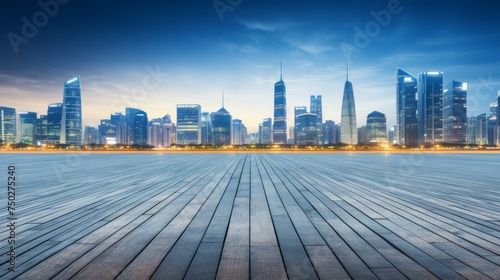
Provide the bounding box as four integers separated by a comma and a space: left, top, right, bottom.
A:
148, 121, 162, 147
475, 114, 487, 145
396, 68, 418, 146
262, 118, 272, 144
358, 126, 367, 144
366, 111, 388, 143
487, 100, 498, 145
176, 104, 201, 145
497, 94, 500, 145
443, 81, 467, 144
17, 111, 37, 144
467, 117, 477, 144
83, 125, 98, 145
258, 123, 263, 144
418, 71, 444, 144
133, 110, 148, 145
310, 95, 323, 144
111, 112, 127, 144
273, 60, 287, 144
295, 113, 318, 145
340, 64, 357, 144
232, 119, 245, 145
162, 123, 175, 147
0, 106, 17, 144
322, 120, 339, 145
294, 106, 307, 144
46, 103, 63, 143
98, 119, 115, 145
125, 108, 148, 145
60, 76, 83, 146
310, 95, 323, 124
36, 115, 48, 144
200, 112, 212, 145
211, 107, 232, 145
388, 125, 397, 144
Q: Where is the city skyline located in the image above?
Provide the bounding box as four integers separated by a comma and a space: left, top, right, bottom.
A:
1, 0, 500, 132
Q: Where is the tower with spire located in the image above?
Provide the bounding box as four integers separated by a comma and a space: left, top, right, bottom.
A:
211, 91, 232, 145
340, 61, 358, 144
273, 57, 287, 144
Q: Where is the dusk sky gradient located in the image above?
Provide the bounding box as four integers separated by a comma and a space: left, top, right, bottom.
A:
1, 0, 500, 132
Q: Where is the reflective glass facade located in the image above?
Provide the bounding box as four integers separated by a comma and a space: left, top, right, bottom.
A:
418, 72, 444, 144
341, 80, 357, 144
397, 68, 418, 146
443, 81, 467, 144
61, 76, 83, 145
0, 106, 16, 144
176, 104, 201, 145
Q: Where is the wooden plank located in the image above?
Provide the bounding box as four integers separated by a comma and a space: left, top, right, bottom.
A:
250, 247, 287, 280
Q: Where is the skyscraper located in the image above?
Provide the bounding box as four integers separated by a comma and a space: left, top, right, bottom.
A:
125, 108, 148, 145
261, 118, 272, 144
322, 120, 339, 145
0, 106, 16, 144
340, 64, 357, 144
418, 71, 444, 144
83, 125, 98, 145
487, 100, 497, 145
467, 117, 476, 144
176, 104, 201, 145
497, 94, 500, 145
444, 81, 467, 144
200, 112, 212, 145
133, 111, 148, 145
47, 103, 63, 144
273, 60, 287, 144
366, 111, 388, 143
310, 95, 322, 124
211, 107, 232, 145
36, 115, 48, 144
295, 113, 318, 145
17, 111, 37, 144
232, 119, 246, 145
294, 106, 307, 144
60, 75, 83, 146
475, 113, 487, 145
111, 112, 127, 144
396, 68, 418, 146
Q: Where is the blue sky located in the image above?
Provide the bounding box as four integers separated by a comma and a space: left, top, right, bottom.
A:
1, 0, 499, 132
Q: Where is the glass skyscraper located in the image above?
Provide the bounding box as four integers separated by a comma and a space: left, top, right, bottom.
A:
310, 95, 322, 124
17, 111, 37, 144
418, 71, 444, 144
201, 112, 212, 145
475, 113, 487, 145
176, 104, 201, 145
0, 106, 17, 144
294, 106, 307, 144
273, 61, 287, 144
36, 114, 48, 144
443, 80, 467, 144
366, 111, 388, 143
60, 76, 83, 146
396, 68, 418, 146
261, 118, 272, 144
125, 108, 148, 145
340, 66, 357, 144
47, 103, 63, 143
295, 113, 318, 145
211, 107, 232, 145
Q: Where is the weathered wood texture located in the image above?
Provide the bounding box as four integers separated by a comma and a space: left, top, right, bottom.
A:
0, 153, 499, 279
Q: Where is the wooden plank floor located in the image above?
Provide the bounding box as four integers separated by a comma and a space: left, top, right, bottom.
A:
1, 152, 500, 279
